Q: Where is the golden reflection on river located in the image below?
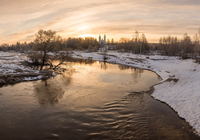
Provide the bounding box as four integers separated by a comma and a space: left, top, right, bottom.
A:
0, 60, 199, 140
34, 68, 75, 106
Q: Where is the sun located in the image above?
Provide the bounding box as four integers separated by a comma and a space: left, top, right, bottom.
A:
78, 34, 95, 39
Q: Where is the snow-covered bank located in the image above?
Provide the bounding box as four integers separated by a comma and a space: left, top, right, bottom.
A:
1, 51, 200, 135
0, 52, 50, 85
72, 51, 200, 135
0, 52, 39, 75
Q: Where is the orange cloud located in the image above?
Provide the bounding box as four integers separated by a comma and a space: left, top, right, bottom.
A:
0, 0, 200, 44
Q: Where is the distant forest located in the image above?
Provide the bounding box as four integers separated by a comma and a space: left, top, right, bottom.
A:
0, 37, 101, 52
1, 29, 200, 58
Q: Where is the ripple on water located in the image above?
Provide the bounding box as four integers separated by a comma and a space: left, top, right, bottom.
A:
0, 61, 199, 140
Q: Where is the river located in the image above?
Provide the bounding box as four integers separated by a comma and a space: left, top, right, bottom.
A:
0, 60, 199, 140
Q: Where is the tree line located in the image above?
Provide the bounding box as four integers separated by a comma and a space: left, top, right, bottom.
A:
0, 34, 101, 52
156, 29, 200, 58
116, 31, 150, 54
1, 29, 200, 58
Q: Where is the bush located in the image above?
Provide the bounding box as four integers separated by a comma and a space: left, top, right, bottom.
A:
27, 52, 42, 64
77, 46, 83, 51
88, 45, 94, 52
195, 58, 200, 64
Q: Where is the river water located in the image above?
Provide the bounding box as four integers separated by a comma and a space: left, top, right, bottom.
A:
0, 60, 199, 140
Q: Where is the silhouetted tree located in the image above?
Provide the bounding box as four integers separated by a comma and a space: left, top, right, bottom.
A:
33, 29, 62, 70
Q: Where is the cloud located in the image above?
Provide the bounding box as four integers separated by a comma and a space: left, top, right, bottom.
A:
0, 0, 200, 43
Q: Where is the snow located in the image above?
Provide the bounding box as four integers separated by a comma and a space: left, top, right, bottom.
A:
23, 75, 43, 81
72, 51, 200, 135
0, 52, 39, 75
1, 51, 200, 135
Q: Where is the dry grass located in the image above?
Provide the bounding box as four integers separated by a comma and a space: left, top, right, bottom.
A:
166, 78, 179, 83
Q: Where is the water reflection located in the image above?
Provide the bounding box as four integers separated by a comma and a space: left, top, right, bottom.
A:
60, 68, 75, 84
118, 65, 144, 79
131, 68, 143, 83
118, 65, 144, 83
100, 62, 108, 70
0, 60, 199, 139
118, 65, 130, 70
34, 68, 75, 106
68, 58, 95, 66
34, 81, 65, 106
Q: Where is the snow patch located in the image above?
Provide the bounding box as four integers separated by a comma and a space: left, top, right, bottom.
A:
23, 75, 43, 81
0, 52, 39, 75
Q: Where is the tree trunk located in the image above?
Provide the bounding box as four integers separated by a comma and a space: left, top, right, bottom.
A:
40, 52, 46, 70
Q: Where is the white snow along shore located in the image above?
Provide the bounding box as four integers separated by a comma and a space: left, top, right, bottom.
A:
1, 51, 200, 135
72, 51, 200, 135
0, 52, 39, 75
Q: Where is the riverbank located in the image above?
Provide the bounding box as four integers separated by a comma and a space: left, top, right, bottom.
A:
1, 51, 200, 135
1, 59, 199, 139
72, 51, 200, 136
0, 52, 52, 86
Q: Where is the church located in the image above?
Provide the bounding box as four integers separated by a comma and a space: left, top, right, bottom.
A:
99, 34, 107, 45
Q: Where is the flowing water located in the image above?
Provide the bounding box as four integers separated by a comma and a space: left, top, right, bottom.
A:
0, 60, 199, 140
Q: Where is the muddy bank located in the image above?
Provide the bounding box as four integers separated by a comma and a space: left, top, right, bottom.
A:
0, 71, 52, 86
0, 56, 93, 86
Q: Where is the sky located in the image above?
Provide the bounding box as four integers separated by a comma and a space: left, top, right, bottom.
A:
0, 0, 200, 44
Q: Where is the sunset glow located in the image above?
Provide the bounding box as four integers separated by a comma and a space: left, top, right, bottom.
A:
78, 34, 96, 39
0, 0, 200, 44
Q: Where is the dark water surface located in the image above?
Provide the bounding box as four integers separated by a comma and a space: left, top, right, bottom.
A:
0, 61, 199, 140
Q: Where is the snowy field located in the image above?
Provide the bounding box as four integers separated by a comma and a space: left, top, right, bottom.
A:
0, 52, 39, 75
72, 51, 200, 135
1, 51, 200, 135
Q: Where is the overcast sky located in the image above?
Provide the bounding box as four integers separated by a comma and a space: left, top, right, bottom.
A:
0, 0, 200, 43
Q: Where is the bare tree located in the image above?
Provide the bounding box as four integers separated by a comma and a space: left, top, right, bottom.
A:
132, 30, 140, 53
181, 33, 193, 58
107, 39, 110, 44
194, 28, 200, 57
33, 29, 61, 70
111, 38, 114, 45
140, 33, 150, 54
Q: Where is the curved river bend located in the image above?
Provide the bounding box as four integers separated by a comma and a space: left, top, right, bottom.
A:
0, 61, 199, 140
